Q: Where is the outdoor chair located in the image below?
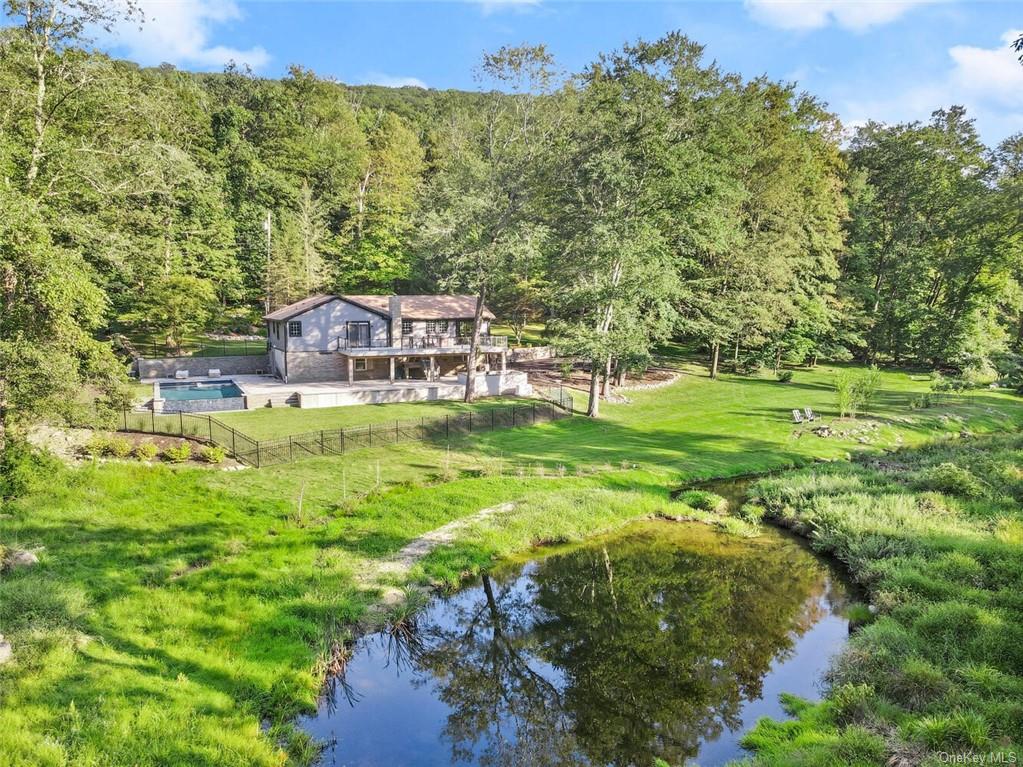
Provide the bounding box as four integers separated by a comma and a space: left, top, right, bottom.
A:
208, 369, 221, 378
792, 409, 803, 424
174, 370, 189, 379
804, 407, 816, 422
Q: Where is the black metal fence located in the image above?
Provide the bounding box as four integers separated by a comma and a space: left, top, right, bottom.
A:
134, 339, 267, 359
120, 388, 573, 468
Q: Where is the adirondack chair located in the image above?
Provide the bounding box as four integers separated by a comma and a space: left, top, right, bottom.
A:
804, 407, 816, 422
792, 409, 804, 424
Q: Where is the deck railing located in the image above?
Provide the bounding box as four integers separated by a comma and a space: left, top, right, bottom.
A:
335, 334, 508, 351
119, 385, 573, 468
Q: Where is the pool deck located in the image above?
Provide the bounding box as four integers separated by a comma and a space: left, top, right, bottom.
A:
146, 373, 532, 410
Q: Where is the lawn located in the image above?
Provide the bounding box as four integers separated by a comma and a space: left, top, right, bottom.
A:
217, 397, 528, 441
3, 359, 1023, 765
490, 321, 547, 346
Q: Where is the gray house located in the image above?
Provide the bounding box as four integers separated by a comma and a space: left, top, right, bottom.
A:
264, 294, 508, 384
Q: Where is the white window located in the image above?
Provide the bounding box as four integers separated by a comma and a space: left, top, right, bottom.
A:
354, 359, 367, 371
288, 320, 302, 338
426, 320, 448, 334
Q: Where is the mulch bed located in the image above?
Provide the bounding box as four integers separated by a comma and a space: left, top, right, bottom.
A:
513, 357, 678, 392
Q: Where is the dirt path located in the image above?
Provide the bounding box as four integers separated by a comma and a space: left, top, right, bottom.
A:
359, 501, 518, 607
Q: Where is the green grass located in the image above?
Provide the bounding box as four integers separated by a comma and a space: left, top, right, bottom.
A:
217, 397, 528, 440
3, 359, 1023, 765
490, 321, 547, 346
125, 331, 266, 358
739, 433, 1023, 765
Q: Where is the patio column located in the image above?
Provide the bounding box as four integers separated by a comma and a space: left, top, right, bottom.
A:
347, 356, 354, 387
430, 356, 437, 382
484, 354, 491, 374
389, 356, 395, 384
500, 350, 507, 373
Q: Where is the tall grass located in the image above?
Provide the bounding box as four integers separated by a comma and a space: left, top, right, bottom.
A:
741, 433, 1023, 765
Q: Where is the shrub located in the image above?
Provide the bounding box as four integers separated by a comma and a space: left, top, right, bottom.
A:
918, 462, 985, 498
835, 366, 882, 418
559, 361, 574, 380
829, 683, 876, 724
776, 370, 794, 383
162, 443, 192, 463
133, 442, 158, 461
677, 489, 727, 513
734, 354, 764, 375
105, 437, 133, 459
199, 445, 226, 464
84, 433, 112, 458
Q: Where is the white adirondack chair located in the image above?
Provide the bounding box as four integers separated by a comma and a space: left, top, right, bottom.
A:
792, 409, 804, 424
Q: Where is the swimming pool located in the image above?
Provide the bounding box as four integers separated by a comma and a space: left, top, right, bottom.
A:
160, 380, 244, 400
156, 379, 247, 413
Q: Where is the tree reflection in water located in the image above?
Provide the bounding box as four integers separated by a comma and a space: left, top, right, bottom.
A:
314, 521, 850, 767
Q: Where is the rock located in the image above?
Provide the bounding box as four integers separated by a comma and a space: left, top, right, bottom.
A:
4, 549, 39, 570
0, 635, 11, 665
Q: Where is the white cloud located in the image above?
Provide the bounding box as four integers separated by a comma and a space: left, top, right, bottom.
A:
744, 0, 931, 32
466, 0, 542, 17
948, 29, 1023, 109
840, 29, 1023, 143
106, 0, 269, 71
361, 73, 428, 89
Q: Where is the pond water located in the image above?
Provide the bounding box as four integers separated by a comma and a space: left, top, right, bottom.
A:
302, 519, 852, 767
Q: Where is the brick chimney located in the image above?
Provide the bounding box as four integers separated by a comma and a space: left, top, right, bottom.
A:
388, 295, 402, 347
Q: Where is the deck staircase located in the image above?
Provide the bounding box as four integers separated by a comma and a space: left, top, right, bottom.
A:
249, 391, 300, 409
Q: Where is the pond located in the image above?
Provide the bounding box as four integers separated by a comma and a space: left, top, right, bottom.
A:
302, 519, 853, 767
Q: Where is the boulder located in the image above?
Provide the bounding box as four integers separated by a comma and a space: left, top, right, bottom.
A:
0, 635, 11, 665
4, 549, 39, 570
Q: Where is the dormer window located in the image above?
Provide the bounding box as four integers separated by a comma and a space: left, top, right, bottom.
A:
426, 320, 448, 334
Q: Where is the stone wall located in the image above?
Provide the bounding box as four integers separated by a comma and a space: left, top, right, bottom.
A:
508, 345, 556, 362
137, 354, 270, 380
161, 396, 247, 414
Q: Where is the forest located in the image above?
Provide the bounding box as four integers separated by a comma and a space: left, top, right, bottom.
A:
1, 0, 1022, 434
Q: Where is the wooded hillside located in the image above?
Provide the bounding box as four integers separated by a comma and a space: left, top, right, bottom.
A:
1, 0, 1021, 433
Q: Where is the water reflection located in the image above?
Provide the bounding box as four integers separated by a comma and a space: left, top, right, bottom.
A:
302, 522, 851, 767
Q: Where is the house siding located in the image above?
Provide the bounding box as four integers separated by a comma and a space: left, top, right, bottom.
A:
283, 299, 390, 352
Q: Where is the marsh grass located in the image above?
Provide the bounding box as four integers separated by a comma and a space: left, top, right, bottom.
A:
741, 433, 1023, 764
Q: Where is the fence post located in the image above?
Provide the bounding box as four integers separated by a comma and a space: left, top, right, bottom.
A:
532, 402, 536, 424
179, 411, 183, 435
123, 407, 127, 431
492, 408, 496, 430
151, 407, 156, 433
469, 411, 473, 433
256, 441, 261, 468
209, 417, 213, 443
395, 419, 399, 443
369, 423, 373, 447
232, 429, 237, 457
341, 428, 345, 455
446, 415, 449, 440
512, 407, 516, 427
289, 435, 294, 461
320, 430, 325, 455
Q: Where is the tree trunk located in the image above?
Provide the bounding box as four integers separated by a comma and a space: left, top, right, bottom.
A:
463, 288, 486, 403
733, 339, 740, 363
586, 361, 600, 418
710, 342, 720, 379
774, 347, 782, 373
26, 30, 48, 189
600, 355, 613, 398
810, 353, 818, 368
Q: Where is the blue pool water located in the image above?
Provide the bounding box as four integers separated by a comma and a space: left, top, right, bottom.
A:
160, 379, 243, 401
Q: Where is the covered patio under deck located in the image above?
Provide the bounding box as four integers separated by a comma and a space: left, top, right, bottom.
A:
337, 344, 509, 386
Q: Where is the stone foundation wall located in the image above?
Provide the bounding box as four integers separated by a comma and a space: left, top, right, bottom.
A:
138, 354, 269, 380
284, 351, 348, 383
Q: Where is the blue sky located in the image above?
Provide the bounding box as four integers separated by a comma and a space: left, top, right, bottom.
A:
71, 1, 1023, 144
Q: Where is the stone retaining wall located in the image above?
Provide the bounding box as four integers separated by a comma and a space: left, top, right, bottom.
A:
508, 345, 556, 362
137, 354, 269, 380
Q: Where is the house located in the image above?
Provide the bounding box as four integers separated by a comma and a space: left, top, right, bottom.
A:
264, 294, 509, 384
